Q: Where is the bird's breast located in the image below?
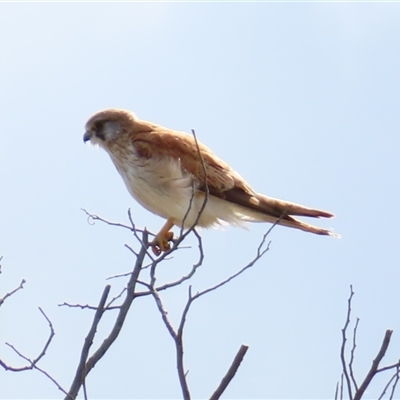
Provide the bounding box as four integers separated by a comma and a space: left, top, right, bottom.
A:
108, 147, 197, 221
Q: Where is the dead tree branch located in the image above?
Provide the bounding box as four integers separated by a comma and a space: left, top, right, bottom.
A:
340, 285, 355, 399
0, 308, 66, 395
64, 230, 149, 399
145, 224, 273, 400
0, 258, 26, 307
349, 317, 360, 392
353, 330, 393, 400
0, 278, 26, 307
378, 365, 400, 400
209, 344, 249, 400
338, 286, 400, 400
65, 285, 111, 399
0, 307, 54, 372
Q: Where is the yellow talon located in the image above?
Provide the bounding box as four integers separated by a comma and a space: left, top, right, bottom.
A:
151, 218, 176, 256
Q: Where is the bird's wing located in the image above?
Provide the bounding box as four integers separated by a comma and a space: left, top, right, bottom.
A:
131, 121, 252, 195
131, 121, 335, 229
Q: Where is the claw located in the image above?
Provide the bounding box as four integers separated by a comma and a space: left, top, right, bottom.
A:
151, 231, 174, 256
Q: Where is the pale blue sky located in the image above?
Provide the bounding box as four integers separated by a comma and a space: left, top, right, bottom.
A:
1, 2, 400, 399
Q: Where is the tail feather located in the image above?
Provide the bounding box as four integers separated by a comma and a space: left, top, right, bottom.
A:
256, 193, 334, 219
255, 193, 339, 237
221, 188, 339, 237
273, 214, 340, 238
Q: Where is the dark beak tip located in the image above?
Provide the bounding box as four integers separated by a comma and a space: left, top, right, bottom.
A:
83, 132, 91, 143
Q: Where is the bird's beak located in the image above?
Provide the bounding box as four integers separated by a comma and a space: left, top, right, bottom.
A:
83, 131, 91, 143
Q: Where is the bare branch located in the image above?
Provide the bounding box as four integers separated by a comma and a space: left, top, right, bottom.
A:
191, 231, 271, 301
4, 342, 69, 397
389, 366, 400, 400
59, 302, 105, 311
124, 243, 138, 257
379, 365, 400, 400
126, 210, 156, 262
340, 285, 355, 400
137, 228, 205, 298
82, 379, 89, 400
66, 229, 149, 399
377, 360, 400, 374
354, 329, 393, 400
179, 129, 209, 240
175, 286, 193, 400
340, 373, 344, 400
65, 285, 111, 399
0, 307, 54, 372
81, 208, 136, 232
0, 308, 67, 395
209, 344, 249, 400
168, 225, 272, 400
82, 208, 156, 262
157, 224, 273, 400
0, 278, 26, 307
349, 317, 360, 391
147, 283, 177, 341
144, 282, 192, 399
106, 287, 127, 308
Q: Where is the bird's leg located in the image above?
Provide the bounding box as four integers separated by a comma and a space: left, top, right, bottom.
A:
151, 219, 175, 256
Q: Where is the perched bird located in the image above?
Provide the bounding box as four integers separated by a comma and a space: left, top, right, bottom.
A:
84, 108, 338, 255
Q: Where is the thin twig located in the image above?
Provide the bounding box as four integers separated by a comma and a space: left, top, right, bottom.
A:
127, 209, 156, 261
378, 366, 400, 400
81, 208, 143, 233
0, 279, 26, 307
179, 129, 209, 239
334, 380, 339, 400
349, 317, 360, 391
175, 286, 193, 400
389, 366, 400, 400
83, 379, 88, 400
376, 360, 400, 374
340, 373, 344, 400
0, 308, 67, 396
124, 243, 138, 257
136, 229, 205, 298
191, 233, 271, 300
146, 283, 177, 341
156, 128, 208, 261
0, 307, 55, 372
4, 342, 69, 397
82, 208, 156, 262
59, 302, 106, 310
106, 287, 127, 308
340, 285, 355, 400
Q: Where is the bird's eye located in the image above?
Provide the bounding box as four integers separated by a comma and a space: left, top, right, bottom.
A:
93, 120, 104, 131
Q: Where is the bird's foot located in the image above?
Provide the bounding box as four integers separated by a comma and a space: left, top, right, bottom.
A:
151, 231, 174, 256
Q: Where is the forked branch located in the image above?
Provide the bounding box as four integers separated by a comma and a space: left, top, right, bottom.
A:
338, 286, 400, 399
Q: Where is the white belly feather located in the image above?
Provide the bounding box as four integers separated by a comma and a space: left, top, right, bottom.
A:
108, 147, 253, 229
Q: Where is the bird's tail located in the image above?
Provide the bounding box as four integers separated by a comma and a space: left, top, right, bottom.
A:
254, 193, 340, 238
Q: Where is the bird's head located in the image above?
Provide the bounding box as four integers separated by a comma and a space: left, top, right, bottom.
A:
83, 108, 137, 148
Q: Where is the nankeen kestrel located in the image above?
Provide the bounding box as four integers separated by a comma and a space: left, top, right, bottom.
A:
84, 108, 338, 255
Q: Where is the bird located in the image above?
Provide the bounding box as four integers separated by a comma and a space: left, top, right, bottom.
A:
83, 108, 338, 255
